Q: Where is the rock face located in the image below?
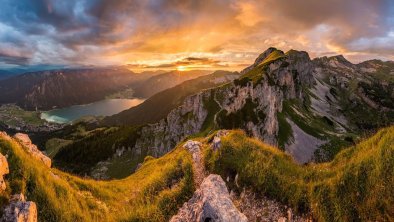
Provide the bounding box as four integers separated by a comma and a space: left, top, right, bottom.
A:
134, 92, 210, 157
130, 48, 394, 164
133, 48, 315, 158
1, 193, 37, 222
170, 174, 248, 222
13, 133, 51, 167
0, 152, 9, 191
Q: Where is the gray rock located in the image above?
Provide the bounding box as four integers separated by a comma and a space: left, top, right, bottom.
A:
171, 174, 247, 222
1, 193, 37, 222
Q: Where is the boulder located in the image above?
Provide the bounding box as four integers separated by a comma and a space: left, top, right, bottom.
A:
1, 193, 37, 222
13, 133, 51, 168
0, 153, 9, 191
171, 174, 248, 222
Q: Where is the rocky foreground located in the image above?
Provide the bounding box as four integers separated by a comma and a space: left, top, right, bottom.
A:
0, 131, 49, 222
171, 174, 248, 222
172, 132, 310, 222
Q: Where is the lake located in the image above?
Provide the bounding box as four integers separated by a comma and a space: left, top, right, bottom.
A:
41, 99, 144, 124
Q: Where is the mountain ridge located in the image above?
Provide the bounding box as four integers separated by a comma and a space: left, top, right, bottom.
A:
49, 47, 394, 179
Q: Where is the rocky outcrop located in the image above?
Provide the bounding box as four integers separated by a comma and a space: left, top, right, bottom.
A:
110, 48, 393, 166
133, 48, 316, 158
1, 193, 37, 222
134, 92, 210, 157
0, 152, 9, 191
170, 174, 248, 222
13, 133, 51, 167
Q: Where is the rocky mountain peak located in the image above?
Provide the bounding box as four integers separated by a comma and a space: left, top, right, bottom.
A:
241, 47, 284, 74
286, 49, 311, 61
314, 54, 355, 70
329, 54, 352, 64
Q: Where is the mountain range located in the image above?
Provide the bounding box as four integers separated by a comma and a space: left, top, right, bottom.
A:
0, 47, 393, 221
0, 68, 211, 110
47, 48, 394, 180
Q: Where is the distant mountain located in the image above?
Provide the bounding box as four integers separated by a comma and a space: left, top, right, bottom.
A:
102, 70, 239, 126
0, 68, 164, 110
0, 70, 15, 80
132, 70, 212, 98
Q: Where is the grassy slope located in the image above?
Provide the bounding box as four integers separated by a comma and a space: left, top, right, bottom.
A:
204, 127, 394, 221
53, 126, 142, 176
0, 136, 194, 222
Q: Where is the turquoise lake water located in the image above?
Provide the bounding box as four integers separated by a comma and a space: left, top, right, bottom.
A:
41, 99, 144, 123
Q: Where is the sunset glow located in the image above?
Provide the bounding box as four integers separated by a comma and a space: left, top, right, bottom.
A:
0, 0, 393, 71
177, 66, 188, 72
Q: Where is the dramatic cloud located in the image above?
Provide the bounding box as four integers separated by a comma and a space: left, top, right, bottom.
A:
0, 0, 393, 70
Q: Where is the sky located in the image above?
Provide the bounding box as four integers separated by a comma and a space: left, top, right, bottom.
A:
0, 0, 393, 71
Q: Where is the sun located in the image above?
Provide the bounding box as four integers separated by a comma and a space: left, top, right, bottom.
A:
177, 65, 188, 71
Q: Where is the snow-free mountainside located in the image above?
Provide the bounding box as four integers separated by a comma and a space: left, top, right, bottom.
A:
0, 48, 393, 221
49, 48, 394, 179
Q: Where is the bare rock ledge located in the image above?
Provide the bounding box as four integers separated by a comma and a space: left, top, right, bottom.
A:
171, 174, 248, 222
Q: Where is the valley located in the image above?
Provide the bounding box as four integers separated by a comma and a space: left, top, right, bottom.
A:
41, 98, 144, 124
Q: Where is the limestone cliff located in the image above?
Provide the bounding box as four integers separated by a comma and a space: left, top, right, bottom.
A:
133, 48, 316, 157
130, 48, 393, 164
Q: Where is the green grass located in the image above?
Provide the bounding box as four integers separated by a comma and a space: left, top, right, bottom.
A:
0, 136, 194, 222
103, 150, 145, 179
0, 104, 46, 126
45, 138, 72, 158
216, 98, 265, 129
237, 49, 286, 86
258, 49, 285, 67
54, 126, 142, 176
204, 127, 394, 221
277, 111, 293, 149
